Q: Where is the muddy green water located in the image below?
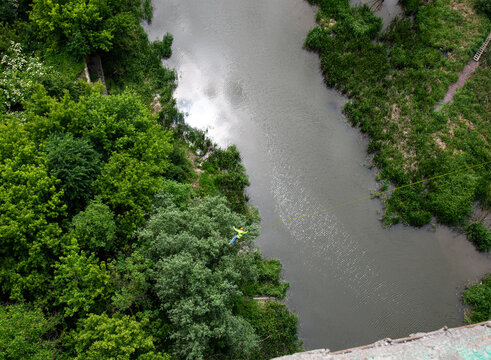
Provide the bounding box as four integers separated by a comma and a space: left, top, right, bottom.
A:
145, 0, 490, 351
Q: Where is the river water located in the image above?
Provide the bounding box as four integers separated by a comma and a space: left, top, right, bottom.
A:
145, 0, 490, 351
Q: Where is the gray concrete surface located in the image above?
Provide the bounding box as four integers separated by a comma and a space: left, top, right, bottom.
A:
274, 321, 491, 360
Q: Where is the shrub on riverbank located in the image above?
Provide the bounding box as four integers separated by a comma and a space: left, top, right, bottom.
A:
466, 222, 491, 251
462, 274, 491, 322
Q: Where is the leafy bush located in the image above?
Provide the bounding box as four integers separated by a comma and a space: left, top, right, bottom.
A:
462, 275, 491, 323
72, 200, 117, 253
465, 222, 491, 252
29, 0, 153, 57
252, 259, 290, 298
44, 132, 101, 214
153, 33, 173, 59
427, 175, 478, 225
201, 145, 250, 213
68, 312, 169, 360
53, 244, 111, 319
304, 27, 331, 52
101, 25, 176, 104
0, 119, 65, 302
0, 304, 57, 359
475, 0, 491, 17
399, 0, 423, 14
237, 300, 302, 359
0, 41, 50, 111
339, 5, 382, 39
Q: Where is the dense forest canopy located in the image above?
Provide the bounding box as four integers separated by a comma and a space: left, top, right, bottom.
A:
0, 0, 302, 359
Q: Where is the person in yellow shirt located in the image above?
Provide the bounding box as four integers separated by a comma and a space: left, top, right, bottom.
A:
229, 227, 248, 244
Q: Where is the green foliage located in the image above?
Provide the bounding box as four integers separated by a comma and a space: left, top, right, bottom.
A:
142, 0, 153, 21
305, 27, 331, 52
0, 118, 65, 302
29, 0, 153, 57
141, 195, 260, 359
237, 300, 303, 359
0, 1, 301, 359
153, 33, 173, 59
244, 258, 290, 298
101, 25, 176, 104
201, 145, 251, 213
399, 0, 423, 14
31, 0, 114, 56
465, 222, 491, 252
67, 90, 168, 158
475, 0, 491, 17
44, 132, 101, 214
68, 312, 170, 360
157, 180, 193, 209
96, 151, 167, 241
165, 142, 195, 183
71, 200, 117, 253
427, 174, 478, 225
0, 304, 57, 359
338, 5, 382, 39
0, 0, 31, 22
23, 89, 174, 243
53, 242, 111, 318
462, 275, 491, 323
109, 249, 152, 312
0, 42, 51, 111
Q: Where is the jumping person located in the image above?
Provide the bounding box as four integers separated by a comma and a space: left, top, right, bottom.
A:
229, 226, 248, 244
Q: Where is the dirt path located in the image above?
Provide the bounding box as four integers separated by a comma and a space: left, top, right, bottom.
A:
436, 32, 491, 110
439, 60, 479, 107
434, 57, 480, 111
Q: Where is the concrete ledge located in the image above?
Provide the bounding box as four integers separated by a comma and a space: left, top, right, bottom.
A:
274, 321, 491, 359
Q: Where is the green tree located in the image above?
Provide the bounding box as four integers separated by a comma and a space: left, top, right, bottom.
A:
68, 312, 170, 360
30, 0, 133, 57
152, 33, 173, 59
200, 145, 250, 213
140, 194, 261, 359
96, 151, 168, 241
44, 132, 101, 214
23, 90, 173, 243
71, 199, 117, 253
0, 304, 58, 359
109, 249, 152, 312
53, 242, 111, 318
0, 119, 65, 303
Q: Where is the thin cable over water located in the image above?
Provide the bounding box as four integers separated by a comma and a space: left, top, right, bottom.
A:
261, 161, 490, 229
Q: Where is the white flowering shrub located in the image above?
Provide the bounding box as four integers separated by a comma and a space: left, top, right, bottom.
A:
0, 41, 51, 110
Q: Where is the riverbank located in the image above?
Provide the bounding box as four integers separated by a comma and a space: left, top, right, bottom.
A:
305, 0, 490, 249
305, 0, 490, 324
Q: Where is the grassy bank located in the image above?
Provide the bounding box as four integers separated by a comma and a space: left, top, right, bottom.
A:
305, 0, 490, 250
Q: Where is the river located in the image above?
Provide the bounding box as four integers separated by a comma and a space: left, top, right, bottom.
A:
144, 0, 491, 351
